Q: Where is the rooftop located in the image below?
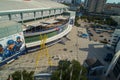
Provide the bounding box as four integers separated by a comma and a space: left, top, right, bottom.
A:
0, 0, 67, 14
0, 21, 19, 28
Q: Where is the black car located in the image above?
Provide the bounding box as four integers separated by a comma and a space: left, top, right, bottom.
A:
89, 33, 93, 36
70, 19, 73, 25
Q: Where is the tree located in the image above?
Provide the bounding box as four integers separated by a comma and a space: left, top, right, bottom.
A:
7, 70, 34, 80
51, 60, 87, 80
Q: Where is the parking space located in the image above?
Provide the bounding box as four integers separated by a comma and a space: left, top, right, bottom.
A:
87, 26, 114, 43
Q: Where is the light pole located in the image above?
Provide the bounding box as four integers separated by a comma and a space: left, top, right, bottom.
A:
60, 63, 63, 80
78, 69, 82, 80
70, 64, 73, 80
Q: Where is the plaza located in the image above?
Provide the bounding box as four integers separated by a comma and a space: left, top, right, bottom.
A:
0, 23, 112, 79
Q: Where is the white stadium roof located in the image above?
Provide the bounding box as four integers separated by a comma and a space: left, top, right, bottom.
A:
0, 0, 68, 13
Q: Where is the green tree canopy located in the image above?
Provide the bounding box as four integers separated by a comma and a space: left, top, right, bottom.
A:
51, 60, 87, 80
7, 70, 34, 80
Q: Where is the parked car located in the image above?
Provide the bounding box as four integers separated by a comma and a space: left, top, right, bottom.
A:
99, 35, 103, 37
89, 33, 93, 36
96, 30, 101, 34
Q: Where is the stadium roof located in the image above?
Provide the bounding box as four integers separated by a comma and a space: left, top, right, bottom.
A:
0, 0, 68, 14
0, 21, 19, 28
0, 21, 22, 38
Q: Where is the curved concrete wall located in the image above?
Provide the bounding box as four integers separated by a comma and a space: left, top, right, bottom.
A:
26, 22, 72, 48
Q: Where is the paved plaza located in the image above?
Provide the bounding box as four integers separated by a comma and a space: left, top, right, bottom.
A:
0, 25, 112, 79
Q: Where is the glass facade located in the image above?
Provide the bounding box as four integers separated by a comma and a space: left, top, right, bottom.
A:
25, 31, 57, 43
113, 56, 120, 78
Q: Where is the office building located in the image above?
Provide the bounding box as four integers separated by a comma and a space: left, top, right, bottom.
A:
105, 50, 120, 80
105, 16, 120, 80
72, 0, 81, 5
104, 3, 120, 15
84, 0, 106, 13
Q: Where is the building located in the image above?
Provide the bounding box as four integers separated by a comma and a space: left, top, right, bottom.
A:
108, 29, 120, 52
105, 50, 120, 80
105, 16, 120, 80
51, 0, 81, 5
51, 0, 72, 4
112, 55, 120, 80
108, 16, 120, 51
72, 0, 81, 5
70, 0, 81, 10
105, 30, 120, 80
84, 0, 106, 13
104, 3, 120, 15
0, 0, 75, 66
0, 0, 67, 22
51, 0, 81, 11
0, 21, 26, 66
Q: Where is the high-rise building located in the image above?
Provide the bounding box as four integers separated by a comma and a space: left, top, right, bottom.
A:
105, 16, 120, 80
72, 0, 81, 5
70, 0, 81, 10
105, 50, 120, 80
104, 3, 120, 15
84, 0, 106, 13
51, 0, 81, 11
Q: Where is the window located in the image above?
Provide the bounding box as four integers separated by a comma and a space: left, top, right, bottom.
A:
113, 57, 120, 78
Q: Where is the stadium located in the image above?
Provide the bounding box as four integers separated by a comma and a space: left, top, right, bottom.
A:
0, 0, 75, 68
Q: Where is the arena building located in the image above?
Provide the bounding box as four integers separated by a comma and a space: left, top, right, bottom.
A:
0, 0, 75, 66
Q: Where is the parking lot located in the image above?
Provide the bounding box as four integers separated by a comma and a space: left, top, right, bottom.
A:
86, 25, 114, 44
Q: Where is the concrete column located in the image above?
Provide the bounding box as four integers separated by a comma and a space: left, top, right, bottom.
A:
60, 9, 61, 14
8, 14, 11, 20
34, 12, 36, 21
60, 9, 63, 16
60, 9, 62, 16
41, 11, 43, 19
20, 13, 23, 24
49, 10, 51, 18
54, 9, 56, 17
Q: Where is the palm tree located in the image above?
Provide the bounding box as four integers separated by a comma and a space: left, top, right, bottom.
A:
8, 70, 34, 80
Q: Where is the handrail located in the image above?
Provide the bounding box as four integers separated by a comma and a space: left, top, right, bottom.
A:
24, 20, 69, 37
26, 24, 72, 47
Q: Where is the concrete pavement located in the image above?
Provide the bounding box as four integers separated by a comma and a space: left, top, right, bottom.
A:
0, 25, 112, 80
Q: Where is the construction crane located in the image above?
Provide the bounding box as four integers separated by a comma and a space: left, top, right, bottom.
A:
35, 34, 52, 73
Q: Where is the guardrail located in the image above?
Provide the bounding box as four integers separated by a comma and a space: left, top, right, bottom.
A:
26, 20, 72, 48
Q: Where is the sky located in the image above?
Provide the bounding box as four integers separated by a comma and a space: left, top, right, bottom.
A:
106, 0, 120, 3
